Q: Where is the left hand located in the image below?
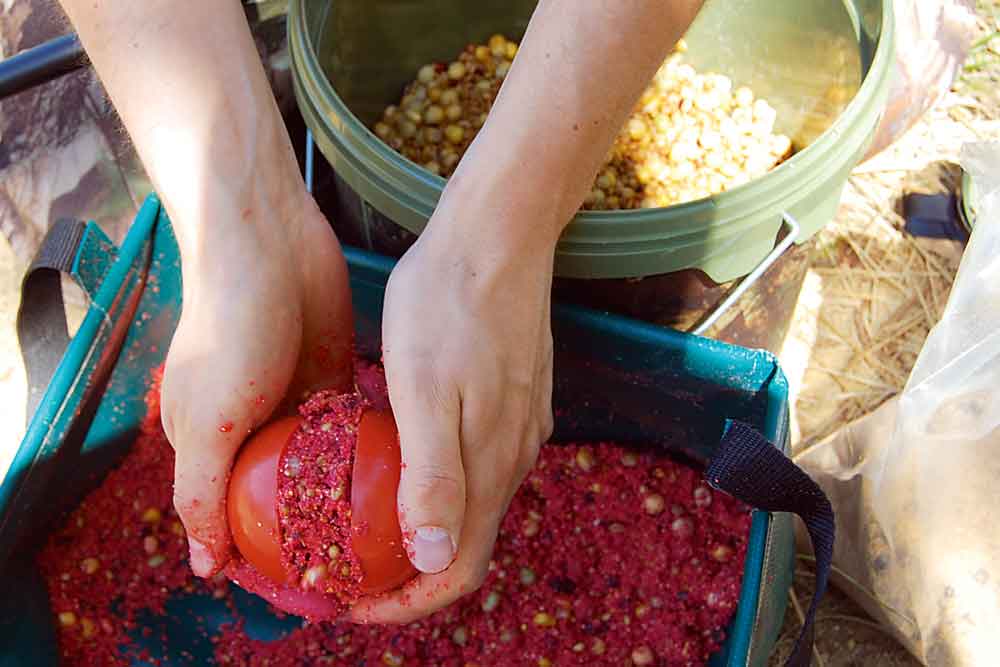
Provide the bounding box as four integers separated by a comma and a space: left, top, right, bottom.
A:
349, 202, 556, 624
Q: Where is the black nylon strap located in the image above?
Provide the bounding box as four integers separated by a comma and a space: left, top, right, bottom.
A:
902, 192, 968, 242
16, 219, 87, 425
706, 420, 834, 667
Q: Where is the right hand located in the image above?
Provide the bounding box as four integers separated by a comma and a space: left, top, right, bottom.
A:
161, 186, 354, 577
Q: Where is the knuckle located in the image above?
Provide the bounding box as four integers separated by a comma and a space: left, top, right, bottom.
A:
539, 411, 555, 442
171, 493, 202, 535
402, 466, 464, 510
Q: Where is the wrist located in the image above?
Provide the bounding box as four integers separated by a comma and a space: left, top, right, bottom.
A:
429, 146, 571, 260
172, 167, 309, 288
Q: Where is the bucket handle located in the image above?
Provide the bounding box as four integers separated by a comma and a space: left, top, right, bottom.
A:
691, 213, 801, 336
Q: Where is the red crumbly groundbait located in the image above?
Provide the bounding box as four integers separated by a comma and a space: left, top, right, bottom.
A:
277, 391, 367, 604
38, 369, 751, 666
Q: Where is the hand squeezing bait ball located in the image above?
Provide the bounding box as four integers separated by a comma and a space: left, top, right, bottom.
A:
224, 378, 417, 620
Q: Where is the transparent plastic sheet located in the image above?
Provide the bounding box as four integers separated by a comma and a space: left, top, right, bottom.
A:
864, 0, 977, 161
796, 142, 1000, 666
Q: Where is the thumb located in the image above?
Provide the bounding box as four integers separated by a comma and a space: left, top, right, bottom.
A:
388, 371, 466, 575
170, 434, 234, 578
161, 350, 274, 578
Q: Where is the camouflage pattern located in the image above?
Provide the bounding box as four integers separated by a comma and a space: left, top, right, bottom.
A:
0, 0, 290, 263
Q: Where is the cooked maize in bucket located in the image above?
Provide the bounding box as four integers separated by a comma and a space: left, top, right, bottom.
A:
372, 36, 793, 210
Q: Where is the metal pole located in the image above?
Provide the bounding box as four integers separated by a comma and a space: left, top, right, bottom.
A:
0, 34, 87, 100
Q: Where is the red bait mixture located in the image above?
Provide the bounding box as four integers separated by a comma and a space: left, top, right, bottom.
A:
277, 391, 366, 604
38, 369, 751, 666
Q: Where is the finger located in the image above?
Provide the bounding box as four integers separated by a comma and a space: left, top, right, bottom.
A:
170, 433, 235, 577
385, 362, 466, 575
352, 402, 515, 624
162, 325, 294, 577
348, 499, 502, 624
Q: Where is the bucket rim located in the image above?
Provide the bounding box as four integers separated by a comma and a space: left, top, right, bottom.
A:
289, 0, 895, 282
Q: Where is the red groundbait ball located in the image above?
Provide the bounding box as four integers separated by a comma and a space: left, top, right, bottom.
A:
227, 417, 299, 584
226, 400, 416, 612
351, 409, 417, 594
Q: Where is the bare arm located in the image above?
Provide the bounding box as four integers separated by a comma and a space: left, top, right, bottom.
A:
440, 0, 705, 250
59, 1, 354, 577
58, 2, 297, 266
374, 0, 705, 622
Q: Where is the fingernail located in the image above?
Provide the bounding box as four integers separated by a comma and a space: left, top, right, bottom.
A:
410, 526, 456, 574
188, 538, 215, 577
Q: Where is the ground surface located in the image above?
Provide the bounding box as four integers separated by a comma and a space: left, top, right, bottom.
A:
770, 2, 1000, 665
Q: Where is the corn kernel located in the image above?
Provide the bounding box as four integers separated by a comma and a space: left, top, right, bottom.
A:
643, 493, 666, 516
488, 34, 507, 57
533, 612, 556, 628
735, 86, 754, 107
423, 105, 444, 125
632, 646, 656, 666
444, 125, 465, 144
441, 151, 461, 172
596, 170, 617, 190
417, 64, 436, 84
382, 650, 404, 666
399, 121, 417, 139
423, 127, 442, 144
301, 564, 328, 590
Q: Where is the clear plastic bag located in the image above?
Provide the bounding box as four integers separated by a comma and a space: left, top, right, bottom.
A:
864, 0, 977, 160
797, 141, 1000, 665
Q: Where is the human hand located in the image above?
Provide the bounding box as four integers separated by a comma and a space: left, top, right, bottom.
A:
162, 185, 354, 577
350, 198, 556, 623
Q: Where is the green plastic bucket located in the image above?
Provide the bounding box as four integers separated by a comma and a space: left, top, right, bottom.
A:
290, 0, 894, 283
0, 195, 797, 666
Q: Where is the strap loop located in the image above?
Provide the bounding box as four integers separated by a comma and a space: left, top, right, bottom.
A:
17, 219, 87, 424
706, 420, 834, 667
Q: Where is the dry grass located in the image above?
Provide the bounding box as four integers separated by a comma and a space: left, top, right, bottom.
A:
770, 2, 1000, 665
786, 1, 1000, 450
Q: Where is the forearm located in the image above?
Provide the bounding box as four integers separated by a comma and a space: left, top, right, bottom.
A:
58, 1, 302, 276
439, 0, 705, 249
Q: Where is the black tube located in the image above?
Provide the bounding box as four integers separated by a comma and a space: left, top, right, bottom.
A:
0, 34, 87, 100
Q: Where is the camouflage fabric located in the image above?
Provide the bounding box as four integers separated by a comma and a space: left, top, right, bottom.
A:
0, 0, 289, 263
